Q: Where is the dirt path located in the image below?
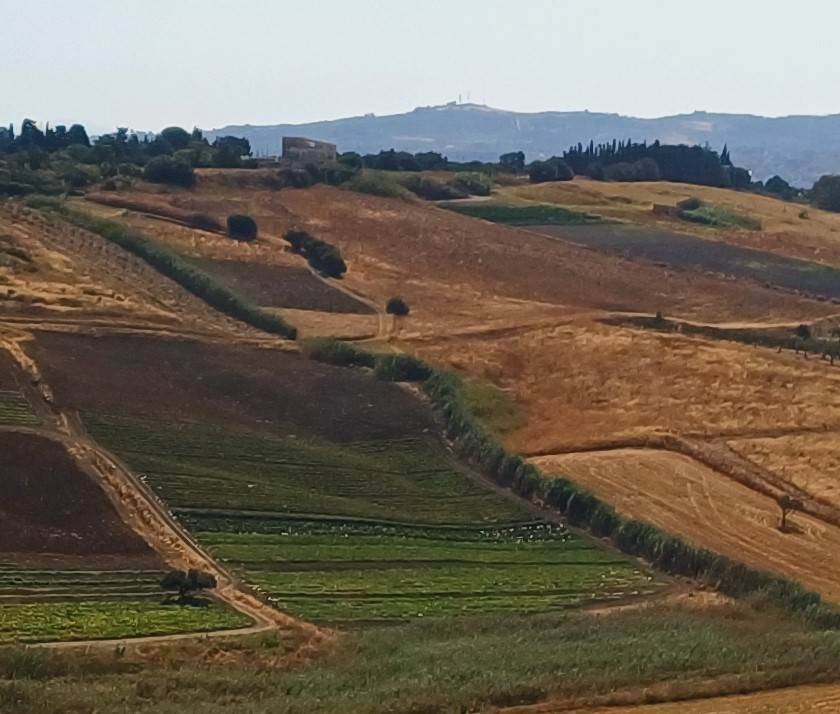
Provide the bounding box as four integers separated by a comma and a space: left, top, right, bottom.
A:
0, 335, 329, 653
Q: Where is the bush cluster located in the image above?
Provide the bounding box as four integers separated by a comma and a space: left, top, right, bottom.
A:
227, 214, 258, 241
142, 156, 195, 187
283, 230, 347, 278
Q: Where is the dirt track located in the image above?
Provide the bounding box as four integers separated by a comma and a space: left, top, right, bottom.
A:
0, 333, 328, 652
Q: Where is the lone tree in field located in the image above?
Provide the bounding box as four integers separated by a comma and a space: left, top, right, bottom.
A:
160, 569, 217, 602
777, 495, 803, 532
227, 214, 258, 241
386, 296, 410, 336
386, 297, 410, 317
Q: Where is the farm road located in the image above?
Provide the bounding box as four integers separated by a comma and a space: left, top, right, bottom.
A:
0, 333, 330, 653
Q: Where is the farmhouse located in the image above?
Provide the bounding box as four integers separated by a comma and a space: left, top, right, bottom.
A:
282, 136, 337, 163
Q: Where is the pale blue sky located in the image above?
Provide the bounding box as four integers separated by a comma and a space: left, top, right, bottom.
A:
3, 0, 840, 133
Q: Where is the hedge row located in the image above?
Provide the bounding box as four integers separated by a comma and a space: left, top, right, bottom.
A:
421, 370, 840, 627
26, 198, 297, 340
306, 337, 840, 628
302, 338, 430, 382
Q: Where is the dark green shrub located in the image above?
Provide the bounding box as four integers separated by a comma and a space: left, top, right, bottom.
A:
529, 159, 574, 183
676, 196, 703, 211
282, 230, 346, 278
374, 354, 433, 382
301, 338, 375, 368
386, 297, 410, 316
143, 156, 195, 187
227, 214, 258, 241
451, 172, 492, 196
812, 175, 840, 212
403, 174, 467, 200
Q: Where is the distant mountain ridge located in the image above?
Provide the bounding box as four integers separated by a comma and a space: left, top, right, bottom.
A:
206, 103, 840, 187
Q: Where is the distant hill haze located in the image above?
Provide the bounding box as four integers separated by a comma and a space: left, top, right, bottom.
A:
207, 103, 840, 187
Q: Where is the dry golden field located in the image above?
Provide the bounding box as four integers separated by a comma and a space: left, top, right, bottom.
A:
729, 432, 840, 512
532, 448, 840, 603
413, 318, 840, 455
505, 177, 840, 267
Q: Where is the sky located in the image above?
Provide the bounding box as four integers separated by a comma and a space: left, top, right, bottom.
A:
3, 0, 840, 134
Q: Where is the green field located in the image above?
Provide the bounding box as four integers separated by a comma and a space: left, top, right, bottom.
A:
84, 412, 658, 622
85, 413, 529, 525
442, 201, 602, 225
199, 522, 654, 622
0, 390, 39, 426
0, 600, 250, 644
0, 565, 251, 643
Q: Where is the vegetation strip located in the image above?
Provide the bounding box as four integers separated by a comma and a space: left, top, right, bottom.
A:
441, 201, 602, 225
24, 198, 297, 339
304, 337, 840, 627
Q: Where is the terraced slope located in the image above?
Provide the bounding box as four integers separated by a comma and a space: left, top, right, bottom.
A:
28, 330, 657, 623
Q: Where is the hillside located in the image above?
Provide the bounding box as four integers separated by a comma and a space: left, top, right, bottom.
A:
207, 103, 840, 185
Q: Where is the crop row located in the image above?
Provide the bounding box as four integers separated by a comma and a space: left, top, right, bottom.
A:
85, 413, 529, 525
0, 391, 40, 426
0, 600, 251, 643
201, 525, 651, 622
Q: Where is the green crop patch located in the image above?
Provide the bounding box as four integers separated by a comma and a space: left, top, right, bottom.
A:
0, 390, 40, 426
0, 600, 250, 644
85, 414, 530, 525
442, 202, 602, 225
199, 522, 654, 623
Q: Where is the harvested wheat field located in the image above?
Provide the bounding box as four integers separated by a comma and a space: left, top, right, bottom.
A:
532, 448, 840, 602
729, 432, 840, 512
505, 177, 840, 268
415, 319, 840, 454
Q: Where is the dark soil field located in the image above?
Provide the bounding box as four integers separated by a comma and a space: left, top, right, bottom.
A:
30, 331, 435, 442
0, 350, 18, 390
534, 223, 840, 301
192, 259, 374, 314
0, 432, 157, 563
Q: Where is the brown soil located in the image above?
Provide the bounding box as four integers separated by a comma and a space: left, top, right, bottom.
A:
29, 330, 437, 443
193, 259, 374, 313
507, 176, 840, 269
90, 184, 832, 329
532, 448, 840, 603
0, 430, 158, 563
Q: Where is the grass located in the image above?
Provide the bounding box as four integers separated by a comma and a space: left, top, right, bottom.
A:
442, 201, 602, 225
7, 606, 840, 712
460, 379, 525, 436
0, 565, 167, 600
199, 522, 653, 622
0, 391, 39, 426
0, 600, 250, 644
676, 199, 761, 231
84, 413, 529, 525
343, 170, 414, 199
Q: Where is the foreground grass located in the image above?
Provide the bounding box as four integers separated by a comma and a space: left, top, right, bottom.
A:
0, 600, 250, 644
4, 606, 840, 712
